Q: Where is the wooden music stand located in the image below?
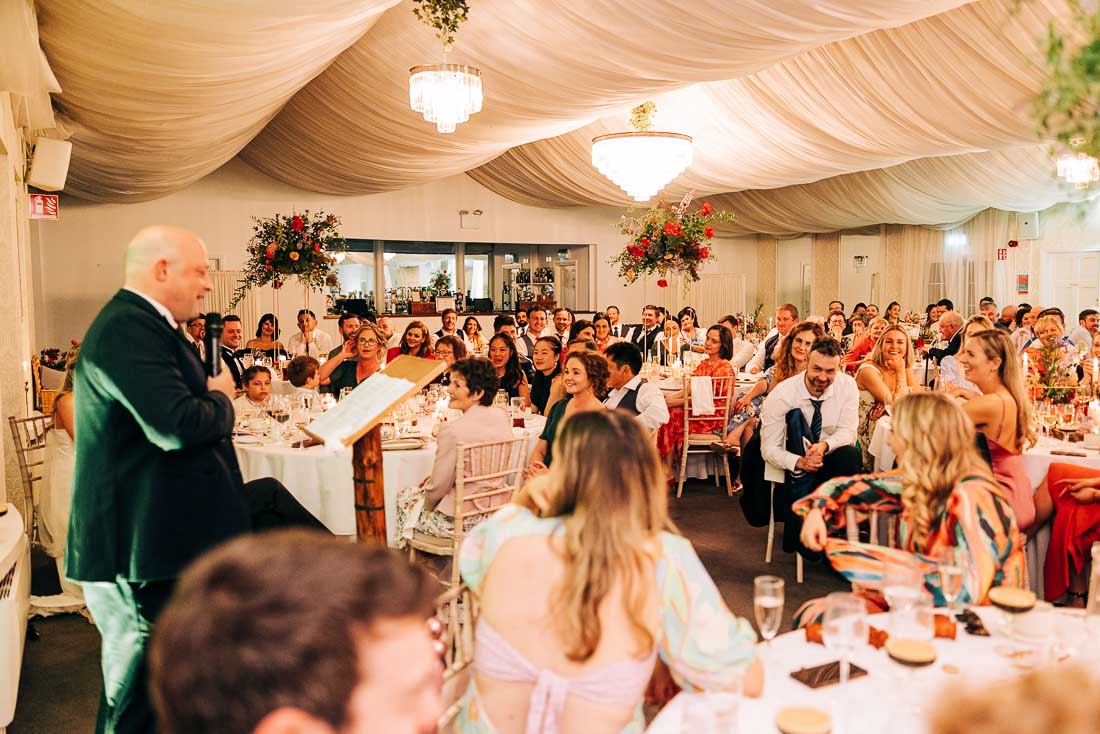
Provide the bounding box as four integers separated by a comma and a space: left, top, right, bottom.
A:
303, 356, 446, 544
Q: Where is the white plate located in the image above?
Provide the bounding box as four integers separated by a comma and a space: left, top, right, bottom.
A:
233, 434, 265, 445
382, 438, 427, 451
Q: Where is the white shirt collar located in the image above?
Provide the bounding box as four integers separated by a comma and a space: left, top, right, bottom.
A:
622, 374, 643, 391
796, 373, 835, 402
124, 287, 178, 329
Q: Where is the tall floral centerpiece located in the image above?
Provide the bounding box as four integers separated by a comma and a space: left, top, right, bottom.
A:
229, 210, 344, 311
611, 193, 733, 289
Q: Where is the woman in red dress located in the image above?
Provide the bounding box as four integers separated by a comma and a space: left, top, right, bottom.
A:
1034, 463, 1100, 605
657, 325, 735, 464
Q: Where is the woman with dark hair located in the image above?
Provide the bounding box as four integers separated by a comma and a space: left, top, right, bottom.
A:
317, 322, 386, 397
1010, 306, 1036, 353
592, 313, 619, 353
387, 320, 434, 362
526, 350, 609, 474
657, 325, 735, 465
568, 320, 596, 343
463, 316, 489, 356
245, 313, 287, 360
885, 301, 902, 325
923, 303, 937, 326
395, 357, 513, 543
432, 335, 468, 385
488, 333, 530, 402
678, 306, 705, 350
529, 336, 564, 414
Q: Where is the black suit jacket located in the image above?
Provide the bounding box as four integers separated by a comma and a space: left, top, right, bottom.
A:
66, 289, 250, 583
630, 325, 663, 358
928, 330, 962, 364
220, 344, 245, 388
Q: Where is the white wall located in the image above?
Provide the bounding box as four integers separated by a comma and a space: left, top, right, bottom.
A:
777, 236, 812, 316
32, 158, 762, 345
838, 233, 883, 310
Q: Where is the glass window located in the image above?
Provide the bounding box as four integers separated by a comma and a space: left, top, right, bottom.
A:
464, 253, 489, 299
332, 252, 375, 300
383, 243, 456, 293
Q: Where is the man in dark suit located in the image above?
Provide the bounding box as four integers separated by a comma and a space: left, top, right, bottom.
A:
927, 310, 963, 364
219, 314, 246, 389
629, 304, 662, 360
67, 226, 321, 734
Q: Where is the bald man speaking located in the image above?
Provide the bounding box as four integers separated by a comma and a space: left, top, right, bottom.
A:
66, 226, 316, 733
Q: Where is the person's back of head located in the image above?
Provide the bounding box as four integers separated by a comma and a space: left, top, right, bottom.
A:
493, 314, 516, 333
150, 530, 440, 734
285, 356, 320, 388
604, 341, 643, 376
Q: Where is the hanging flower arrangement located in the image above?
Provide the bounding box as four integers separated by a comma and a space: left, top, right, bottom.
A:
429, 269, 452, 295
228, 210, 345, 309
611, 193, 734, 288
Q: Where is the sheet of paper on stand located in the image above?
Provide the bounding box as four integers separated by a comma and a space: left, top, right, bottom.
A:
305, 372, 416, 448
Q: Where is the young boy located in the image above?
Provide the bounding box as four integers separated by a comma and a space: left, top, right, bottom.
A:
285, 356, 321, 401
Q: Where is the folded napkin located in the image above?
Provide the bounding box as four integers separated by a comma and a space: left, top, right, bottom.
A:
690, 376, 715, 415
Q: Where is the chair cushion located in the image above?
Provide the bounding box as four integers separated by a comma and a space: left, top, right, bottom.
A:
408, 531, 455, 555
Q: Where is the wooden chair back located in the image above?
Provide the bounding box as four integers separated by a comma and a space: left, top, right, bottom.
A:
682, 374, 736, 438
434, 583, 478, 733
845, 506, 901, 548
7, 415, 53, 538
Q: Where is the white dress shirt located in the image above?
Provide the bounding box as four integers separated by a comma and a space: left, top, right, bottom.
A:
1068, 325, 1094, 349
604, 375, 671, 431
729, 338, 756, 371
286, 330, 333, 358
744, 328, 780, 372
182, 330, 205, 361
759, 371, 859, 482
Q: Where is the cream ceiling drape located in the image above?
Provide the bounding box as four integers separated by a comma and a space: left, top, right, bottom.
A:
17, 0, 1098, 235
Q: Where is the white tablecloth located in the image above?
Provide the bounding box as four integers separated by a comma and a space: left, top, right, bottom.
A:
235, 416, 544, 546
0, 505, 30, 728
648, 608, 1094, 734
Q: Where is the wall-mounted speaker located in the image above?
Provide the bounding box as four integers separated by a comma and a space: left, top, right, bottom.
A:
1016, 211, 1040, 240
27, 138, 72, 192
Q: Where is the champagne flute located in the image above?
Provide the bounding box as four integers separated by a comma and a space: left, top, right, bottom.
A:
822, 592, 866, 686
935, 549, 965, 614
753, 575, 784, 652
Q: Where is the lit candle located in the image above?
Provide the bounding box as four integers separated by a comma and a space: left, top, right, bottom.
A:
1022, 352, 1029, 374
1093, 357, 1098, 383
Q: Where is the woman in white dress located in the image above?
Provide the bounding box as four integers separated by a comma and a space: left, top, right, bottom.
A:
42, 345, 83, 600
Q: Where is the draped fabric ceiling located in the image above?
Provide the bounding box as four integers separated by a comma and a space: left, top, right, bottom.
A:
21, 0, 1099, 234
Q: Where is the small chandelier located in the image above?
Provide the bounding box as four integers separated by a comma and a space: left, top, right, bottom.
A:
408, 0, 481, 134
592, 102, 693, 202
1057, 150, 1100, 189
409, 64, 482, 133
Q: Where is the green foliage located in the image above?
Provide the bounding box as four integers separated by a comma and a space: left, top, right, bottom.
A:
430, 269, 452, 294
412, 0, 470, 49
1036, 2, 1100, 158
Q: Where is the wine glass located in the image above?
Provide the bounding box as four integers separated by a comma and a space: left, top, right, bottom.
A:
822, 592, 866, 686
883, 561, 923, 620
753, 575, 784, 652
1040, 402, 1059, 439
934, 547, 964, 613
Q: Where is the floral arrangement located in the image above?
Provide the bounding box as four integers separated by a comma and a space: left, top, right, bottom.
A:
612, 193, 734, 288
903, 310, 924, 325
915, 323, 934, 352
228, 210, 344, 310
1025, 339, 1082, 402
1035, 3, 1100, 159
737, 304, 767, 338
430, 270, 452, 295
412, 0, 470, 49
535, 266, 554, 283
40, 347, 67, 371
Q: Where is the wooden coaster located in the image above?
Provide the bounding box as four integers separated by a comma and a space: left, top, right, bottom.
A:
885, 638, 937, 667
988, 586, 1036, 614
775, 706, 831, 734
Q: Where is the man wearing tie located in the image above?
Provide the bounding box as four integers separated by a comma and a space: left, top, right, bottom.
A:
746, 303, 799, 374
629, 304, 662, 360
219, 314, 247, 390
606, 304, 632, 341
183, 315, 205, 361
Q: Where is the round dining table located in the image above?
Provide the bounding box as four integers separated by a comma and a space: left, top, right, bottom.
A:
647, 606, 1095, 734
234, 414, 545, 546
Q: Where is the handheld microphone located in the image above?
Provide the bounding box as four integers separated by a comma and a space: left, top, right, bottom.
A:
204, 312, 223, 377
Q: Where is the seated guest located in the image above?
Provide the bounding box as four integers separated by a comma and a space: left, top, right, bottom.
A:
284, 356, 321, 396
592, 312, 620, 353
493, 316, 537, 380
396, 358, 513, 543
1022, 314, 1078, 383
996, 304, 1017, 332
457, 411, 762, 733
286, 309, 332, 358
327, 312, 362, 360
514, 307, 529, 335
825, 310, 846, 341
940, 315, 993, 396
245, 312, 287, 361
1010, 305, 1036, 352
604, 342, 670, 431
678, 306, 706, 350
529, 336, 564, 415
433, 335, 467, 381
552, 307, 575, 342
746, 303, 799, 374
654, 318, 690, 365
220, 314, 247, 389
712, 322, 824, 456
884, 301, 901, 325
487, 333, 530, 402
183, 315, 205, 360
568, 319, 596, 344
1034, 463, 1100, 605
566, 337, 597, 357
42, 344, 83, 600
526, 350, 609, 475
756, 337, 861, 553
463, 316, 489, 356
865, 304, 879, 319
928, 311, 964, 365
232, 366, 271, 416
149, 530, 442, 734
840, 314, 866, 352
717, 314, 756, 370
388, 320, 435, 362
855, 325, 921, 470
955, 329, 1037, 531
795, 393, 1025, 626
435, 307, 465, 343
1069, 308, 1099, 349
1078, 332, 1100, 389
317, 322, 386, 398
657, 325, 735, 474
922, 302, 937, 326
842, 316, 886, 373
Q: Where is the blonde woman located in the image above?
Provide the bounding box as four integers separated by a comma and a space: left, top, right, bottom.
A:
855, 325, 921, 470
843, 316, 888, 373
794, 393, 1026, 625
955, 329, 1037, 530
464, 316, 490, 356
457, 410, 763, 734
939, 315, 993, 396
1021, 313, 1078, 385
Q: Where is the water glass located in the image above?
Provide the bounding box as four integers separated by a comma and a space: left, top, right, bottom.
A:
510, 397, 525, 416
339, 387, 353, 402
753, 575, 784, 650
822, 592, 867, 685
883, 561, 923, 618
934, 547, 964, 612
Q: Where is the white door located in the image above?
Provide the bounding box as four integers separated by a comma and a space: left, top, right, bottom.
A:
1047, 252, 1100, 317
777, 237, 813, 317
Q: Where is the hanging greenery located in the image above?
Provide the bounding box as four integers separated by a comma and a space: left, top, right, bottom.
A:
1035, 2, 1100, 157
412, 0, 470, 50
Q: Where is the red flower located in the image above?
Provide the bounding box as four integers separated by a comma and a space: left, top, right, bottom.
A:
313, 244, 321, 253
698, 247, 709, 259
657, 279, 668, 288
627, 245, 645, 258
265, 264, 273, 270
640, 237, 650, 246
915, 338, 925, 350
663, 221, 677, 236
704, 226, 715, 238
265, 243, 277, 259
291, 215, 304, 232
700, 202, 713, 216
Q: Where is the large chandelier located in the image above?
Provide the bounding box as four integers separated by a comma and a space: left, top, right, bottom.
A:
1057, 150, 1100, 189
408, 1, 481, 134
409, 64, 482, 133
592, 102, 693, 202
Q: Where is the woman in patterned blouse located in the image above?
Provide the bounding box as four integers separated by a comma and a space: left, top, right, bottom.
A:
793, 392, 1026, 626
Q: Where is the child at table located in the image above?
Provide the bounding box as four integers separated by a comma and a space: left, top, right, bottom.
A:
285, 356, 321, 401
233, 366, 271, 418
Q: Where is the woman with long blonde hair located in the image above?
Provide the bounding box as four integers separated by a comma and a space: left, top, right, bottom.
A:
940, 315, 994, 396
955, 329, 1037, 530
855, 325, 921, 470
457, 410, 762, 733
794, 393, 1026, 626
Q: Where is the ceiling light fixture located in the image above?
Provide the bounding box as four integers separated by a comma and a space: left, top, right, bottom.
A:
592, 102, 693, 202
409, 1, 481, 134
1057, 148, 1100, 189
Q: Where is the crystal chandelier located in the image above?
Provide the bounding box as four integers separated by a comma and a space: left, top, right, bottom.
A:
409, 63, 482, 133
592, 102, 693, 202
1057, 150, 1100, 189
